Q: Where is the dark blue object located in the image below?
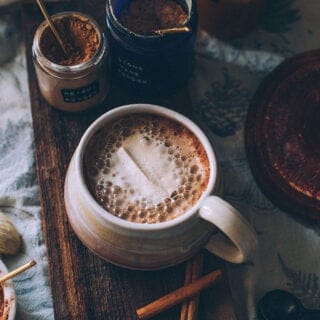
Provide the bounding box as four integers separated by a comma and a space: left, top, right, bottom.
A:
258, 289, 320, 320
105, 0, 197, 96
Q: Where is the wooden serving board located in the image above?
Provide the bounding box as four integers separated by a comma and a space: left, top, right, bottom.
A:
21, 1, 238, 319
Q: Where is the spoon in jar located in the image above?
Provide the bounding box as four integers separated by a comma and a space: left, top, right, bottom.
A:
258, 289, 320, 320
153, 26, 191, 35
36, 0, 68, 56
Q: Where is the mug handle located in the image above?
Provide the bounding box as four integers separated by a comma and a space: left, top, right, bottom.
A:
199, 196, 258, 264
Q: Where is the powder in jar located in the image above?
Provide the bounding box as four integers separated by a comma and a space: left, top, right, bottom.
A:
40, 15, 99, 66
119, 0, 188, 35
33, 12, 108, 112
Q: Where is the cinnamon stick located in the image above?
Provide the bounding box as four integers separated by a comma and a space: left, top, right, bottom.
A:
180, 253, 204, 320
136, 269, 222, 320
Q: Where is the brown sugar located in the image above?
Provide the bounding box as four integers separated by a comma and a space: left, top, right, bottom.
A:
40, 15, 100, 66
119, 0, 188, 35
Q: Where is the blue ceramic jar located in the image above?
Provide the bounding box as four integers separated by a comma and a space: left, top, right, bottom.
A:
106, 0, 197, 96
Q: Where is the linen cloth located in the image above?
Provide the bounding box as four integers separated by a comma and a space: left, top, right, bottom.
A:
0, 1, 319, 319
190, 1, 320, 319
0, 46, 54, 319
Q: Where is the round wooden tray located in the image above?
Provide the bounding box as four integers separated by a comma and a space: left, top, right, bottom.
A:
245, 50, 320, 224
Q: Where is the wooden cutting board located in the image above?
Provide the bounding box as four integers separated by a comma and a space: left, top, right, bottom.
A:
21, 1, 238, 319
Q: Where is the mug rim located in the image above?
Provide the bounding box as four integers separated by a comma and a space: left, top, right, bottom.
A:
75, 104, 217, 231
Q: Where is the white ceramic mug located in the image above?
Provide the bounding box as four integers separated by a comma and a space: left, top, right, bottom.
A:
0, 259, 16, 320
64, 104, 258, 269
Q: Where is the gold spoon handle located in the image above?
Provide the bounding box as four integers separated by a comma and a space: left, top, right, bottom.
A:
36, 0, 68, 56
154, 26, 191, 35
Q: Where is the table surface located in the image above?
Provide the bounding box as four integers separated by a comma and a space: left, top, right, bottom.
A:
21, 1, 237, 319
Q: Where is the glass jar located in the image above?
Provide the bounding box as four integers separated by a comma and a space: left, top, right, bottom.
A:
32, 11, 108, 112
105, 0, 197, 96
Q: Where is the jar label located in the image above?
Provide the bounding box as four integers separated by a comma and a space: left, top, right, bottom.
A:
117, 57, 147, 85
61, 81, 99, 103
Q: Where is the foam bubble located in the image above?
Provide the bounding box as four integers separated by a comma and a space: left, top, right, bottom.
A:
175, 160, 183, 167
96, 184, 103, 191
84, 114, 210, 224
190, 165, 199, 174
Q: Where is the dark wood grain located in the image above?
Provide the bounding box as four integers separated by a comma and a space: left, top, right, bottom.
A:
21, 1, 237, 319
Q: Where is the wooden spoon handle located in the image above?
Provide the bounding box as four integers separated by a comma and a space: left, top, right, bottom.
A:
36, 0, 68, 56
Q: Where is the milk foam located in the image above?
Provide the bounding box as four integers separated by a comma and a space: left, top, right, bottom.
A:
84, 114, 210, 223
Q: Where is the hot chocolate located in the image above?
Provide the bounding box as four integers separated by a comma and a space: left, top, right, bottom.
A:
84, 114, 210, 223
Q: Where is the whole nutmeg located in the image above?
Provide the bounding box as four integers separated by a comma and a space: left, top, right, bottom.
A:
0, 211, 21, 255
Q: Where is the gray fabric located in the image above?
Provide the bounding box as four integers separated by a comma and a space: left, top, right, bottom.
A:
0, 12, 19, 64
0, 45, 54, 319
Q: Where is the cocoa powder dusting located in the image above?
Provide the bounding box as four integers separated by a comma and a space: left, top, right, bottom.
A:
40, 16, 99, 66
119, 0, 188, 35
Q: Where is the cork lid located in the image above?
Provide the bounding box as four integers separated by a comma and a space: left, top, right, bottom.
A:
245, 50, 320, 224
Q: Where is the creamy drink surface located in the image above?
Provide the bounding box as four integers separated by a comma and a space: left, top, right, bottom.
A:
84, 114, 210, 223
